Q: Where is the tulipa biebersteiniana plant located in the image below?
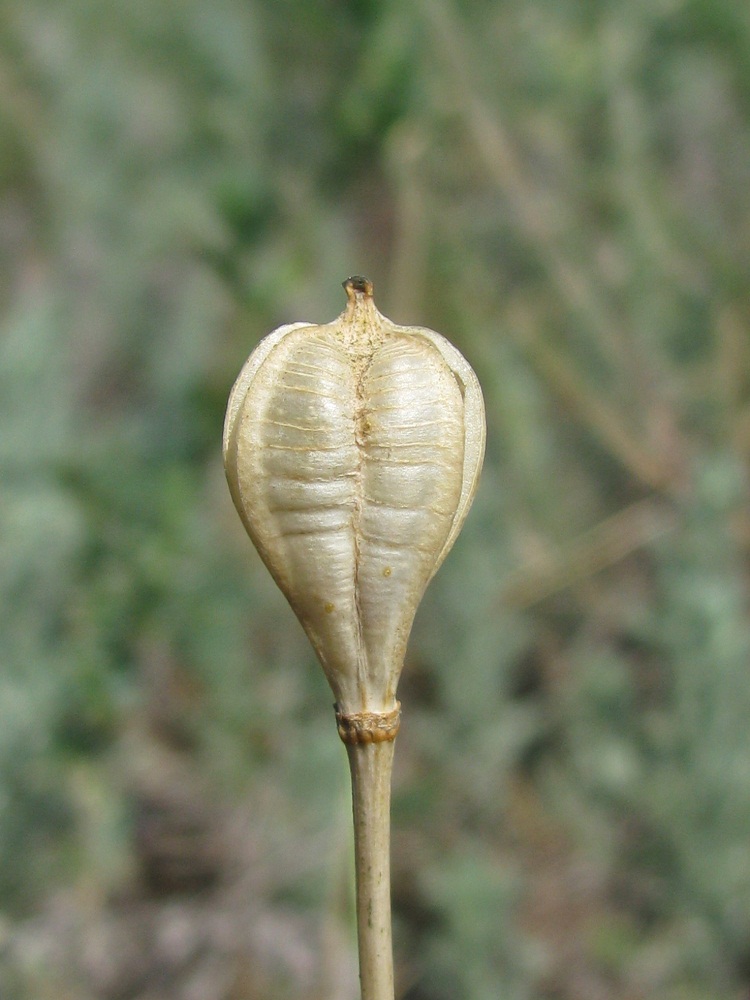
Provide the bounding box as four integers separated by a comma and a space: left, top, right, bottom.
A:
223, 277, 485, 1000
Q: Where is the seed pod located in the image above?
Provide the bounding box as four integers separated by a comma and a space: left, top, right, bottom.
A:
223, 277, 485, 716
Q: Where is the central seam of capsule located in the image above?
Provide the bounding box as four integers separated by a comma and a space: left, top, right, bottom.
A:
338, 293, 389, 711
351, 351, 376, 710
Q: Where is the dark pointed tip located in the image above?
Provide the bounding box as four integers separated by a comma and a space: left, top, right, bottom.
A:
343, 275, 374, 298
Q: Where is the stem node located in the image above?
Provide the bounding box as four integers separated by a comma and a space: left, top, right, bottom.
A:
335, 703, 401, 745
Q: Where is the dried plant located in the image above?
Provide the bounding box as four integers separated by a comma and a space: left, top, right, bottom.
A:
223, 277, 485, 999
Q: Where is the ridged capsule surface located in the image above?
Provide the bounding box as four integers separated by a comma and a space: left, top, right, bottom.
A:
224, 278, 485, 714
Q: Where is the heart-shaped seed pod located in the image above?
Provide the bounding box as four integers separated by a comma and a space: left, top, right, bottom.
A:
223, 277, 485, 717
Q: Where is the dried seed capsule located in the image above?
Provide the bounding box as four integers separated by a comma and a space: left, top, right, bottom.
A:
223, 277, 485, 716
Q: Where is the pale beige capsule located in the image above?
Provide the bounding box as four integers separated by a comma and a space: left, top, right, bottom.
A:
223, 277, 485, 716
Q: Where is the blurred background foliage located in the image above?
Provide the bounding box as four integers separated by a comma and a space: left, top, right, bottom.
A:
1, 0, 750, 997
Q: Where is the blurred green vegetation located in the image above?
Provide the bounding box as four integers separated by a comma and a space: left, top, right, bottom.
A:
2, 0, 750, 998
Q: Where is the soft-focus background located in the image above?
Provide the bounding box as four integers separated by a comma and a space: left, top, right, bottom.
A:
2, 1, 750, 998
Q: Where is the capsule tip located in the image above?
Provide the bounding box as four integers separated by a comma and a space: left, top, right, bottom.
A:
343, 275, 374, 298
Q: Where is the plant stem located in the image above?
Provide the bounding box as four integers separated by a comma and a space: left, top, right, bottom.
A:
345, 738, 396, 1000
